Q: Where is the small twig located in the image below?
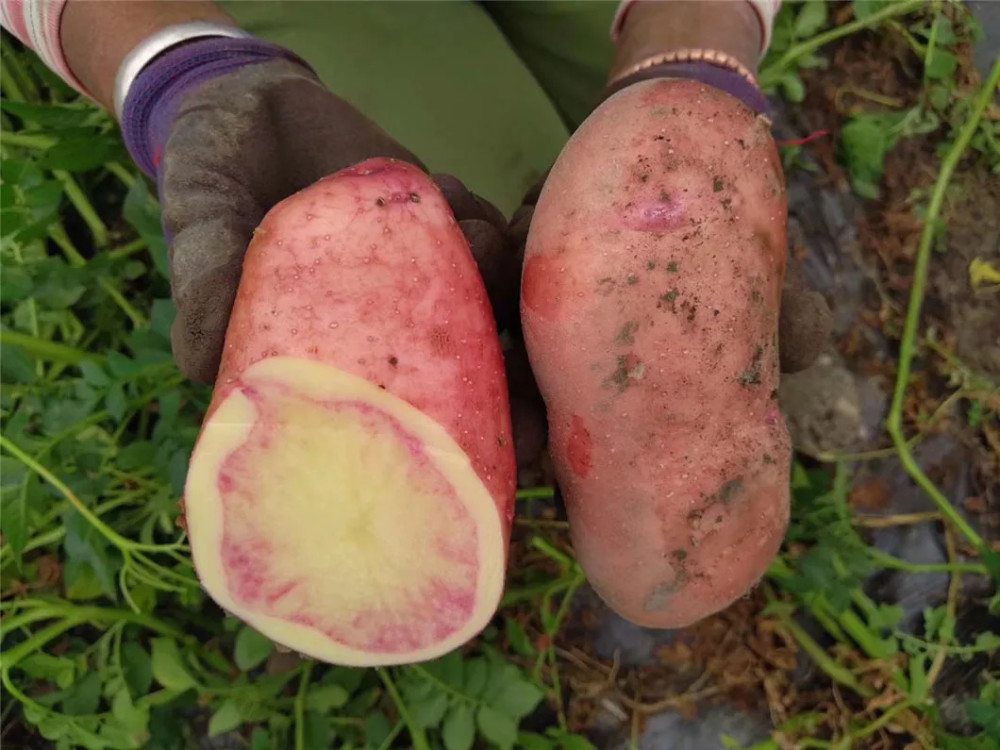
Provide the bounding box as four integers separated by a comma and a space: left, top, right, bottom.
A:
852, 511, 943, 528
629, 687, 640, 750
619, 678, 756, 714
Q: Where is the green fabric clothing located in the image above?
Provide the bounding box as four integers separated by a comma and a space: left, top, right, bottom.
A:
218, 0, 617, 216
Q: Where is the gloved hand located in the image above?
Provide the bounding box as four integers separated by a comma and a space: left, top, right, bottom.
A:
506, 61, 833, 377
120, 37, 510, 385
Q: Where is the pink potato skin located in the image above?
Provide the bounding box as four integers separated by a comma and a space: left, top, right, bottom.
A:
521, 79, 792, 628
203, 157, 516, 538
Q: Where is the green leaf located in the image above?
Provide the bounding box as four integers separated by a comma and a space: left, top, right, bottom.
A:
0, 471, 33, 560
779, 73, 806, 103
443, 704, 476, 750
63, 508, 119, 599
925, 49, 957, 81
559, 734, 598, 750
982, 548, 1000, 582
121, 642, 153, 699
79, 361, 111, 386
111, 688, 150, 735
794, 1, 828, 38
122, 178, 168, 278
464, 658, 488, 698
234, 626, 274, 671
973, 632, 1000, 652
305, 684, 350, 713
505, 619, 534, 657
518, 732, 555, 750
841, 115, 895, 199
303, 712, 332, 750
0, 101, 95, 128
117, 441, 157, 471
150, 638, 196, 692
492, 681, 544, 720
477, 706, 517, 750
425, 650, 464, 687
365, 712, 393, 747
851, 0, 889, 21
252, 728, 271, 750
106, 383, 127, 422
208, 698, 244, 737
0, 266, 34, 300
967, 698, 1000, 737
18, 653, 76, 689
149, 299, 177, 340
411, 691, 449, 728
0, 343, 38, 384
869, 604, 904, 630
909, 655, 928, 702
38, 134, 121, 172
62, 671, 101, 715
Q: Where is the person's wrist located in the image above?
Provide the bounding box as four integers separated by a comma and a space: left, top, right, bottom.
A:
610, 0, 763, 80
606, 1, 770, 116
119, 36, 312, 179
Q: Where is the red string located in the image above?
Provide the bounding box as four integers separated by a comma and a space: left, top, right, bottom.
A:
776, 129, 831, 147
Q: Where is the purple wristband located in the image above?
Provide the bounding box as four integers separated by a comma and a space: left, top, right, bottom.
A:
120, 36, 311, 178
615, 61, 772, 118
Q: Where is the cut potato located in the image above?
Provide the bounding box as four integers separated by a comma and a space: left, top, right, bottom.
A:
184, 158, 515, 666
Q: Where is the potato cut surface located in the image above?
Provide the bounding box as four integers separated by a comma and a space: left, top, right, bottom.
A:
183, 158, 514, 666
187, 357, 505, 666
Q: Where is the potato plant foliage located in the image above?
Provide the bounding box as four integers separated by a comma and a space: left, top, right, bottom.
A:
2, 1, 1000, 748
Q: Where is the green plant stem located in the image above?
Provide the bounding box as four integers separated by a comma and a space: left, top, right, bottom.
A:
0, 434, 184, 554
0, 328, 100, 364
886, 58, 1000, 554
767, 591, 873, 698
530, 537, 576, 571
867, 547, 987, 575
107, 238, 147, 259
0, 43, 37, 102
0, 488, 154, 562
105, 161, 137, 188
52, 170, 108, 248
839, 700, 914, 748
0, 131, 56, 149
97, 277, 148, 329
378, 669, 430, 750
921, 2, 942, 87
2, 604, 181, 668
375, 722, 405, 750
47, 223, 87, 266
517, 487, 555, 500
501, 577, 574, 608
759, 0, 924, 88
294, 661, 314, 750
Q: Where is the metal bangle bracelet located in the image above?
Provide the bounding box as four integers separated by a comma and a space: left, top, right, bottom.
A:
113, 21, 255, 121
